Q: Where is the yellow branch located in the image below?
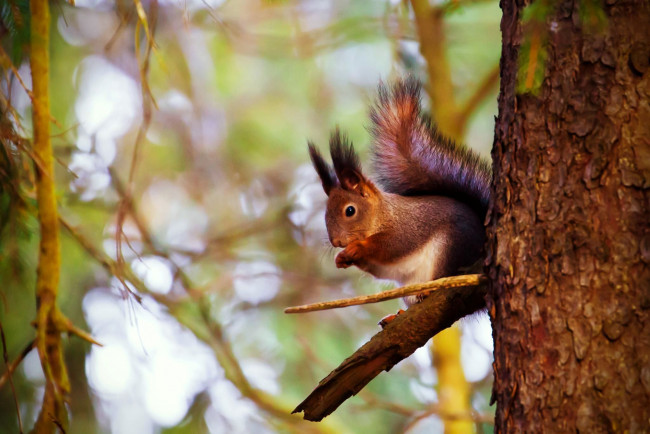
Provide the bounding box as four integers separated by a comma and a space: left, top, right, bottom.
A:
408, 4, 486, 431
410, 0, 460, 140
30, 0, 70, 431
409, 1, 500, 140
432, 327, 473, 434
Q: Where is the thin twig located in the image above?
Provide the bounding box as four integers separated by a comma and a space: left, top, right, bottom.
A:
59, 217, 144, 303
0, 45, 64, 130
52, 311, 103, 347
0, 322, 28, 433
0, 340, 35, 389
115, 0, 157, 301
0, 45, 33, 100
284, 274, 487, 314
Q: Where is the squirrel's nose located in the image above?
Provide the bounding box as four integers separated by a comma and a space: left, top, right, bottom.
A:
331, 238, 343, 248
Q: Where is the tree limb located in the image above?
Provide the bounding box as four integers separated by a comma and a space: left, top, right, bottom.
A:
0, 340, 34, 391
292, 282, 488, 422
285, 274, 486, 313
30, 0, 71, 431
409, 0, 499, 140
456, 64, 500, 133
410, 0, 459, 140
0, 324, 30, 433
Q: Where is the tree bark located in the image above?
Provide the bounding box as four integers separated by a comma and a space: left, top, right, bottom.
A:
292, 283, 487, 422
487, 0, 650, 431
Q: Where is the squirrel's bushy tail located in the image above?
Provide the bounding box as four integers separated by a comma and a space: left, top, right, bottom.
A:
369, 78, 491, 218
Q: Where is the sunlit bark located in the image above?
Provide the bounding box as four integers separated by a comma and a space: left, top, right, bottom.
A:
488, 0, 650, 430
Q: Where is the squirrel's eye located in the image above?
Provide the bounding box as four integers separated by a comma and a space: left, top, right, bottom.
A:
345, 206, 356, 217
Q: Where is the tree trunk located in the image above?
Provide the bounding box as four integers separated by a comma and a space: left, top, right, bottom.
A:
487, 0, 650, 431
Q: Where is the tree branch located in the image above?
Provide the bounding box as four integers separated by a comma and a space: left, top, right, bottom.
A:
456, 64, 500, 133
409, 1, 499, 140
29, 0, 71, 431
431, 325, 473, 432
0, 323, 31, 433
114, 0, 157, 303
410, 0, 460, 140
285, 274, 486, 313
292, 282, 488, 422
0, 340, 34, 390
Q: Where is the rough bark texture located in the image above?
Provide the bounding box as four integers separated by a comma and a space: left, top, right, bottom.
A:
293, 282, 487, 421
487, 0, 650, 432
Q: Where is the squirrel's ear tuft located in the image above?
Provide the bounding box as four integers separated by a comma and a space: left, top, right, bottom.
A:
329, 128, 378, 197
329, 128, 361, 175
308, 142, 337, 196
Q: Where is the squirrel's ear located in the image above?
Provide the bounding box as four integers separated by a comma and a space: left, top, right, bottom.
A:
329, 128, 378, 197
308, 142, 337, 196
338, 168, 379, 198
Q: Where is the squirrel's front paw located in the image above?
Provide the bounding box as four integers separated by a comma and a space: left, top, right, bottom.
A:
335, 240, 365, 269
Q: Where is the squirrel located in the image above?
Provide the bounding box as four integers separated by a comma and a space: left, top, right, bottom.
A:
308, 77, 491, 313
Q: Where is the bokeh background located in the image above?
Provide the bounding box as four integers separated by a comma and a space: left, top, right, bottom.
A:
0, 0, 500, 432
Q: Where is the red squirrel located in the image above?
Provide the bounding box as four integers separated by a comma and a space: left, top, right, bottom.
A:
308, 78, 491, 310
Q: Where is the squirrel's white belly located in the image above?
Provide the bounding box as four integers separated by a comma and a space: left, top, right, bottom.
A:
372, 237, 445, 286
